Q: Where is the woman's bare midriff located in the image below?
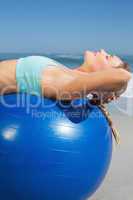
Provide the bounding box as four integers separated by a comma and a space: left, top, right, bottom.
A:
0, 60, 18, 94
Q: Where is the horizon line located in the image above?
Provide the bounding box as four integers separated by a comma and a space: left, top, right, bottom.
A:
0, 52, 133, 56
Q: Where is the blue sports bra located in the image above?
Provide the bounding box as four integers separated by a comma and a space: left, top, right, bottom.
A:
16, 56, 63, 96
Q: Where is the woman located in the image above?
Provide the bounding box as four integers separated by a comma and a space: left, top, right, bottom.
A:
0, 49, 131, 103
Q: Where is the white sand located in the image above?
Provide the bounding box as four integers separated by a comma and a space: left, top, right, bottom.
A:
89, 111, 133, 200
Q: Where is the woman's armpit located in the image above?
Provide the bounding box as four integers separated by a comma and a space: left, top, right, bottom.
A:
41, 66, 76, 99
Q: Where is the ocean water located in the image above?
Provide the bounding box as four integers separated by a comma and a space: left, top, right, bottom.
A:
0, 53, 132, 71
0, 53, 133, 116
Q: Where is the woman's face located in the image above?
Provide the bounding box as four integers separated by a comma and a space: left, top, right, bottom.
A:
85, 49, 123, 71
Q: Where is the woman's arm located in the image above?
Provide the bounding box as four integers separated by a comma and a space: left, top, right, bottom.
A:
0, 60, 17, 94
0, 60, 131, 99
42, 66, 131, 100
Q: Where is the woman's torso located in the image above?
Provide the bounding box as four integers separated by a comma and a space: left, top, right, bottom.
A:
16, 55, 64, 95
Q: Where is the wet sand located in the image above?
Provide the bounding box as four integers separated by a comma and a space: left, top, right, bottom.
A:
90, 111, 133, 200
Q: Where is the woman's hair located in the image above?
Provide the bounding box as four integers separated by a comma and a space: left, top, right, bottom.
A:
117, 62, 130, 72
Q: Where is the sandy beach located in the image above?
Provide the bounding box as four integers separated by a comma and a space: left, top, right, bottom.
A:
90, 111, 133, 200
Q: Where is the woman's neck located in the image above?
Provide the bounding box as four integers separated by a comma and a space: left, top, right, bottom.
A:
74, 63, 94, 73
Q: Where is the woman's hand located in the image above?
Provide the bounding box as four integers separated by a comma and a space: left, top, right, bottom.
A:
90, 68, 131, 105
99, 68, 131, 92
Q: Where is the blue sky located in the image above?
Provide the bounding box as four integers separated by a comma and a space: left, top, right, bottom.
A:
0, 0, 133, 54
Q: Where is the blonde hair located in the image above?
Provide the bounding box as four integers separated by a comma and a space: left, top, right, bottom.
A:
116, 62, 130, 72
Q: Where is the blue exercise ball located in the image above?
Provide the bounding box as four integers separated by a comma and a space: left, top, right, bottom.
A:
0, 94, 112, 200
